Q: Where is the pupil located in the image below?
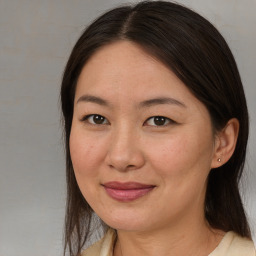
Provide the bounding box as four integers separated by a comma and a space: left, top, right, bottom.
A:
93, 115, 104, 124
154, 116, 165, 125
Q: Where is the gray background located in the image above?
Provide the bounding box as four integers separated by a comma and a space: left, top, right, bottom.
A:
0, 0, 255, 255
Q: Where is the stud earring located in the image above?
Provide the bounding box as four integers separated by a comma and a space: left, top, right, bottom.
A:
217, 158, 221, 162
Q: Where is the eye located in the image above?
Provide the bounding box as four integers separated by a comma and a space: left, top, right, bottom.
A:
82, 114, 109, 125
144, 116, 173, 126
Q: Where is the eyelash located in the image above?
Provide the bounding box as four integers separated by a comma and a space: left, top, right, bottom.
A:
81, 114, 109, 125
144, 116, 175, 126
81, 114, 176, 127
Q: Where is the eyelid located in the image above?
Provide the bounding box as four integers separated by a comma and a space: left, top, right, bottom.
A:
80, 114, 176, 127
80, 114, 109, 125
144, 116, 175, 126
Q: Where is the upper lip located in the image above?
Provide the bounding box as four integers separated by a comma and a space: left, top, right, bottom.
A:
103, 181, 155, 190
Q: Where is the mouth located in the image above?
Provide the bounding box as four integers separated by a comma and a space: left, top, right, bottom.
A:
102, 181, 156, 202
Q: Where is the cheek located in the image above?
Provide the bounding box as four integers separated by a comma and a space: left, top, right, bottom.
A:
146, 132, 214, 216
147, 130, 214, 180
69, 127, 105, 179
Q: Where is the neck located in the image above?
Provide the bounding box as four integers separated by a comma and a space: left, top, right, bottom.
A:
114, 218, 224, 256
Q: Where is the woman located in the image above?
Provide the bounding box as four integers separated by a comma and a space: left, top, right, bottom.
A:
61, 1, 256, 255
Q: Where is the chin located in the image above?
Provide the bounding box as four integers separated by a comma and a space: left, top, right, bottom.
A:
98, 210, 153, 232
106, 221, 148, 232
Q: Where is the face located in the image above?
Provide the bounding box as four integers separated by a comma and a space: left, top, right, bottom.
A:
70, 41, 218, 232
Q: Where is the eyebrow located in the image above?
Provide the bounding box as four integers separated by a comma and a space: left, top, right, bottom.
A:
76, 94, 186, 108
139, 97, 186, 108
76, 95, 110, 106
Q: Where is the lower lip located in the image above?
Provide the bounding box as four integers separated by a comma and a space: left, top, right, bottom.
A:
104, 186, 155, 202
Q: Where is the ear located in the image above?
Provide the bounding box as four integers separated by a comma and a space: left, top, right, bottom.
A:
211, 118, 239, 168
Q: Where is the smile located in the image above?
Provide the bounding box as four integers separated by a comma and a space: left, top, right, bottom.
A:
102, 181, 155, 202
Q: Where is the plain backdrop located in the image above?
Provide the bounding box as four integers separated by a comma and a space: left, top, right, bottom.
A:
0, 0, 255, 255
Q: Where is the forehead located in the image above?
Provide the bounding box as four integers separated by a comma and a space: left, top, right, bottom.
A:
76, 41, 189, 97
77, 41, 165, 89
74, 40, 208, 116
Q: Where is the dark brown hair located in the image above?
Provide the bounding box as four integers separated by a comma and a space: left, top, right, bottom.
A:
61, 1, 250, 255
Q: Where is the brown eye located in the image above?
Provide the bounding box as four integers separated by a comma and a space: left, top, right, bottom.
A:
93, 115, 105, 124
153, 116, 167, 126
83, 114, 108, 125
145, 116, 172, 126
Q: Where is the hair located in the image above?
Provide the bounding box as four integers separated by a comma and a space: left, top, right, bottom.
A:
61, 1, 250, 255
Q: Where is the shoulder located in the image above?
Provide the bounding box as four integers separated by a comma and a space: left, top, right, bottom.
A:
81, 229, 116, 256
209, 231, 256, 256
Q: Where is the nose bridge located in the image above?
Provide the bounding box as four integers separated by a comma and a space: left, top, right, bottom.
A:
107, 122, 144, 171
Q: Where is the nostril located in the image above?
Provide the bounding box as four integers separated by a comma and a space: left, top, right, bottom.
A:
127, 164, 136, 169
108, 164, 136, 171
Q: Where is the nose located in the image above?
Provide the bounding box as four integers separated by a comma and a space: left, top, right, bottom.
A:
105, 126, 145, 172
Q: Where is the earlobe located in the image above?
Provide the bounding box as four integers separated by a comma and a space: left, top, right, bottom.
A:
211, 118, 239, 168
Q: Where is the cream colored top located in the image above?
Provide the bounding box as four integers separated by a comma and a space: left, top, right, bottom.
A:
82, 229, 256, 256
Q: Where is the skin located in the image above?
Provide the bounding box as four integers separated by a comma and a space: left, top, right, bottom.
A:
70, 41, 239, 256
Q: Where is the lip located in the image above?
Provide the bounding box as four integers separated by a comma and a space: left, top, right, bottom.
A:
102, 181, 155, 202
